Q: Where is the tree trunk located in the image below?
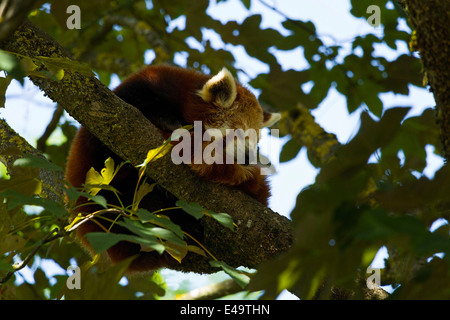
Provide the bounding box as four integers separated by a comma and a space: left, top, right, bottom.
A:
400, 0, 450, 160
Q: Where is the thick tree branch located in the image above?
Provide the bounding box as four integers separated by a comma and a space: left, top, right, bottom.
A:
279, 103, 341, 167
0, 20, 293, 273
0, 119, 65, 202
400, 0, 450, 160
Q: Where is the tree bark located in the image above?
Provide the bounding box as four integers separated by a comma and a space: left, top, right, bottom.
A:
0, 119, 64, 202
0, 20, 293, 273
176, 279, 244, 300
400, 0, 450, 160
279, 104, 341, 167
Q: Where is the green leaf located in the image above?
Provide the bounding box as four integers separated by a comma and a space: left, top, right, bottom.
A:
35, 56, 94, 77
0, 171, 42, 197
13, 154, 63, 172
0, 50, 25, 83
210, 260, 250, 289
0, 259, 14, 271
81, 193, 108, 209
204, 210, 235, 232
380, 108, 440, 174
361, 83, 384, 117
280, 18, 321, 61
164, 240, 188, 263
250, 65, 316, 110
176, 200, 235, 230
61, 256, 135, 300
317, 107, 410, 186
133, 182, 156, 210
280, 138, 302, 163
64, 184, 107, 208
374, 164, 450, 213
136, 209, 184, 239
0, 50, 18, 71
118, 218, 186, 246
84, 231, 165, 254
1, 190, 67, 217
84, 232, 126, 253
379, 55, 424, 94
0, 75, 12, 108
176, 200, 204, 219
0, 234, 27, 255
241, 0, 251, 10
219, 14, 281, 65
391, 258, 450, 300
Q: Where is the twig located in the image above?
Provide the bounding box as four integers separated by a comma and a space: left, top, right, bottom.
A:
36, 104, 64, 152
0, 228, 64, 287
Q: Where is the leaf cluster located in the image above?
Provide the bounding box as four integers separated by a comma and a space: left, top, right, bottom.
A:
0, 140, 248, 299
253, 108, 450, 299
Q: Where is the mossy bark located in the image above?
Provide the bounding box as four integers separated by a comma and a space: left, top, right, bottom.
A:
279, 104, 341, 167
0, 119, 64, 202
400, 0, 450, 160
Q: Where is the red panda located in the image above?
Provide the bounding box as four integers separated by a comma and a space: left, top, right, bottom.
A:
65, 65, 281, 273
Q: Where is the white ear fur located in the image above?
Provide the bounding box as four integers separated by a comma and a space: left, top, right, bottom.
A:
198, 68, 237, 108
263, 112, 281, 127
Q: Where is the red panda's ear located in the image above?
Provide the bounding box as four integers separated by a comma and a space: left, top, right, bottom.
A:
198, 68, 237, 108
263, 111, 281, 127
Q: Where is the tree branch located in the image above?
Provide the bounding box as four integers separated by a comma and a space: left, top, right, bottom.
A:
36, 104, 64, 153
279, 103, 341, 167
176, 279, 244, 300
399, 0, 450, 160
0, 227, 64, 287
0, 19, 293, 274
0, 118, 65, 202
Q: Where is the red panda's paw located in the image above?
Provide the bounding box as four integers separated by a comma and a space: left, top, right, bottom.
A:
188, 162, 261, 186
238, 173, 271, 206
189, 162, 270, 205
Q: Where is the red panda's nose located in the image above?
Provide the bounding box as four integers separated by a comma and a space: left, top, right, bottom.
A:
243, 144, 258, 165
237, 140, 258, 165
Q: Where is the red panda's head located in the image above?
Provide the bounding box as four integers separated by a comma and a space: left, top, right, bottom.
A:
196, 68, 280, 133
191, 68, 281, 165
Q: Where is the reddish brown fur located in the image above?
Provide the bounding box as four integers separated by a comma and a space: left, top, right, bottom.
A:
65, 65, 277, 273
